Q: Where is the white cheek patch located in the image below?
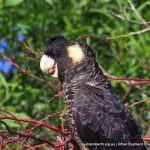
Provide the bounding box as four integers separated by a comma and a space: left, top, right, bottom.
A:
67, 44, 85, 64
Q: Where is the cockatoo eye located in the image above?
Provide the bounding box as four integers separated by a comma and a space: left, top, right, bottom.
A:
53, 48, 60, 55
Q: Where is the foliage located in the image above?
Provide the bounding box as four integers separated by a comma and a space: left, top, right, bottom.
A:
0, 0, 150, 149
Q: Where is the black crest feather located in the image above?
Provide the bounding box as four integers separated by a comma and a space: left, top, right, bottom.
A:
46, 35, 65, 46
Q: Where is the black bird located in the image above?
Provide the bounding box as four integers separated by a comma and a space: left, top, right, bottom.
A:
40, 36, 146, 150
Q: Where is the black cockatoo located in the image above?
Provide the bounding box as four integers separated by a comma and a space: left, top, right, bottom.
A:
40, 36, 146, 150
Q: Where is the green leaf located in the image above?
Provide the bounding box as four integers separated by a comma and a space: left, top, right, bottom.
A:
0, 0, 3, 8
44, 0, 53, 5
4, 0, 24, 7
0, 74, 8, 88
89, 8, 113, 19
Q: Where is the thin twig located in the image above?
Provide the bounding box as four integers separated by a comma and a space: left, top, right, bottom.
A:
142, 137, 150, 141
0, 116, 66, 135
121, 87, 133, 101
128, 0, 148, 26
0, 120, 55, 148
127, 97, 150, 107
108, 27, 150, 39
108, 10, 150, 25
21, 41, 42, 58
0, 109, 25, 132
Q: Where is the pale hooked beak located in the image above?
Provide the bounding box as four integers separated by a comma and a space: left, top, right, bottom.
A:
40, 55, 58, 78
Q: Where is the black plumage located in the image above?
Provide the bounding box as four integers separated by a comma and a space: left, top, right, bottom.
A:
41, 36, 146, 150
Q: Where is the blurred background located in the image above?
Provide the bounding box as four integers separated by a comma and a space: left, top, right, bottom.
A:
0, 0, 150, 148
